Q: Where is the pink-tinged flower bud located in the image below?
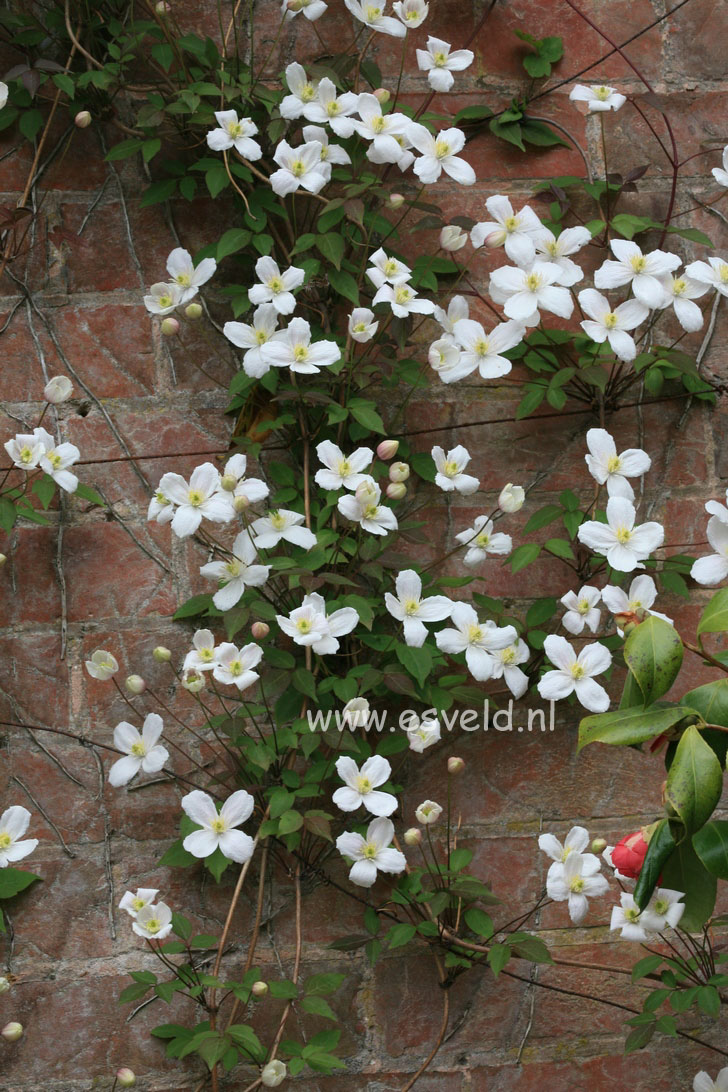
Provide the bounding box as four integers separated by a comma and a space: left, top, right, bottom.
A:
377, 439, 399, 460
388, 193, 405, 209
160, 317, 179, 337
386, 482, 406, 500
125, 674, 146, 695
153, 646, 172, 663
116, 1069, 136, 1088
498, 483, 525, 513
439, 225, 467, 252
373, 88, 390, 104
0, 976, 10, 995
220, 473, 237, 492
185, 302, 202, 320
591, 837, 607, 854
74, 110, 92, 129
447, 756, 464, 775
389, 461, 409, 483
403, 827, 422, 846
43, 375, 73, 403
1, 1022, 23, 1042
233, 494, 250, 513
251, 980, 268, 996
251, 622, 269, 640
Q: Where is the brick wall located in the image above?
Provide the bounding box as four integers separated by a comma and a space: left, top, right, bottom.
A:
1, 0, 728, 1088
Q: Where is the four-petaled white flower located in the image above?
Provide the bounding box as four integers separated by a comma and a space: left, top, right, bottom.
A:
132, 901, 173, 940
641, 887, 685, 933
436, 603, 517, 681
336, 817, 407, 888
206, 111, 262, 159
546, 852, 609, 924
490, 639, 530, 698
471, 195, 543, 266
216, 452, 269, 506
183, 628, 218, 673
416, 36, 473, 92
538, 825, 591, 869
277, 592, 359, 654
534, 226, 591, 286
251, 509, 317, 550
693, 1069, 728, 1092
455, 516, 512, 566
212, 642, 263, 690
260, 316, 340, 374
385, 569, 452, 647
143, 282, 183, 315
537, 635, 611, 713
569, 84, 626, 112
429, 338, 467, 383
451, 317, 524, 379
314, 440, 373, 491
366, 246, 411, 289
409, 125, 475, 185
333, 755, 397, 816
691, 516, 728, 586
584, 428, 652, 500
165, 248, 216, 305
109, 713, 169, 787
224, 304, 287, 377
432, 445, 479, 494
249, 257, 305, 315
433, 293, 469, 334
157, 463, 234, 538
404, 714, 441, 752
372, 281, 436, 318
280, 63, 319, 119
685, 256, 728, 298
578, 495, 664, 572
560, 585, 601, 635
490, 261, 573, 324
353, 95, 411, 163
601, 575, 673, 631
337, 479, 398, 535
200, 531, 270, 611
33, 427, 80, 493
348, 307, 378, 343
119, 888, 159, 918
595, 240, 681, 308
657, 272, 707, 332
303, 77, 359, 137
148, 488, 174, 525
85, 649, 119, 680
302, 124, 352, 179
393, 0, 428, 27
270, 139, 328, 196
578, 289, 648, 362
0, 806, 38, 868
344, 0, 406, 36
181, 789, 255, 862
610, 891, 651, 941
4, 432, 44, 470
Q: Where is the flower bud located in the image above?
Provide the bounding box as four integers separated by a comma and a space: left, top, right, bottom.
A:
251, 621, 270, 640
182, 669, 205, 693
185, 302, 202, 320
447, 756, 465, 775
377, 439, 399, 460
0, 554, 6, 567
125, 674, 146, 695
287, 0, 303, 9
373, 87, 390, 104
342, 696, 370, 729
153, 646, 172, 663
155, 0, 171, 12
74, 110, 92, 129
610, 830, 649, 879
220, 473, 238, 492
233, 494, 250, 513
1, 1022, 23, 1042
591, 837, 607, 854
0, 976, 10, 995
403, 827, 422, 846
498, 483, 525, 513
85, 649, 119, 681
356, 479, 378, 504
160, 317, 179, 337
439, 225, 468, 252
415, 800, 442, 825
251, 980, 268, 996
43, 375, 73, 404
389, 461, 409, 483
261, 1059, 287, 1087
388, 193, 405, 209
386, 482, 406, 500
116, 1069, 136, 1088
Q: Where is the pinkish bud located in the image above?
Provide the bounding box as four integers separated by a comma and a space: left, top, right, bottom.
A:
1, 1022, 23, 1042
447, 756, 465, 775
251, 980, 268, 996
160, 317, 179, 337
116, 1069, 136, 1088
386, 481, 406, 500
74, 110, 92, 129
388, 193, 405, 209
389, 461, 409, 483
251, 622, 270, 640
403, 827, 422, 846
185, 302, 202, 320
153, 646, 171, 663
377, 439, 399, 460
125, 674, 146, 695
373, 88, 390, 104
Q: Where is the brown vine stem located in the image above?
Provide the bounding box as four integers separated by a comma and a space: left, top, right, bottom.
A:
400, 955, 450, 1092
684, 641, 728, 675
220, 844, 269, 1034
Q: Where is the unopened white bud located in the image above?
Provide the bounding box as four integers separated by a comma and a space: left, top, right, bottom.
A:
125, 674, 146, 695
342, 697, 370, 729
74, 110, 92, 128
389, 461, 409, 483
155, 0, 171, 13
377, 439, 399, 460
160, 317, 179, 336
261, 1060, 287, 1087
233, 494, 250, 513
386, 482, 406, 500
447, 756, 465, 775
356, 479, 378, 504
251, 622, 269, 640
498, 483, 525, 513
153, 646, 172, 663
591, 837, 607, 854
389, 193, 405, 209
0, 976, 10, 995
1, 1022, 23, 1042
373, 88, 390, 104
0, 554, 6, 567
43, 375, 73, 403
116, 1069, 136, 1088
185, 302, 202, 320
403, 827, 422, 846
220, 473, 238, 492
415, 800, 442, 825
439, 225, 468, 252
251, 980, 268, 996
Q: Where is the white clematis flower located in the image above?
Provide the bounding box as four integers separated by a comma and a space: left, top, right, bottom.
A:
451, 317, 524, 379
216, 452, 269, 506
490, 639, 530, 698
314, 440, 373, 491
4, 432, 45, 470
31, 426, 80, 493
165, 248, 216, 304
595, 240, 680, 308
404, 714, 441, 752
333, 755, 397, 816
183, 629, 219, 673
200, 532, 270, 611
344, 0, 405, 36
610, 891, 651, 941
655, 272, 706, 332
584, 428, 651, 500
337, 479, 398, 535
433, 293, 469, 334
366, 246, 411, 289
409, 125, 476, 185
534, 226, 591, 286
276, 593, 359, 654
416, 36, 473, 92
538, 825, 590, 866
132, 901, 173, 940
455, 516, 512, 566
685, 256, 728, 298
251, 509, 317, 550
429, 338, 467, 383
119, 888, 159, 918
302, 124, 351, 180
471, 195, 543, 266
712, 146, 728, 188
415, 799, 442, 824
578, 289, 648, 362
436, 603, 517, 681
432, 445, 479, 494
224, 304, 287, 378
601, 575, 673, 631
384, 569, 452, 647
303, 77, 359, 137
85, 649, 119, 680
348, 307, 379, 343
157, 463, 234, 538
546, 852, 609, 924
490, 261, 573, 323
569, 83, 626, 112
641, 887, 685, 933
691, 516, 728, 585
212, 642, 263, 690
248, 257, 305, 315
353, 95, 411, 162
560, 585, 601, 635
0, 806, 38, 868
693, 1070, 728, 1092
260, 316, 340, 375
578, 495, 664, 571
283, 0, 327, 20
280, 63, 319, 119
270, 139, 328, 196
393, 0, 428, 26
181, 789, 255, 862
537, 635, 611, 713
109, 714, 169, 787
372, 281, 436, 317
336, 817, 406, 887
143, 282, 183, 315
206, 111, 262, 159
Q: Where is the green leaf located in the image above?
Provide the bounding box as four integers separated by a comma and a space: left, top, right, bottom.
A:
328, 268, 359, 305
315, 232, 345, 270
395, 643, 432, 689
665, 725, 723, 836
74, 482, 105, 506
0, 868, 41, 899
449, 848, 473, 872
523, 504, 562, 534
623, 616, 683, 704
509, 544, 541, 573
304, 972, 346, 995
173, 594, 213, 620
292, 668, 317, 700
488, 943, 511, 978
661, 840, 717, 931
578, 704, 697, 751
634, 819, 675, 910
349, 401, 385, 434
387, 923, 416, 949
693, 820, 728, 881
216, 228, 251, 260
300, 996, 337, 1020
105, 138, 144, 161
697, 589, 728, 638
278, 809, 303, 835
631, 955, 665, 983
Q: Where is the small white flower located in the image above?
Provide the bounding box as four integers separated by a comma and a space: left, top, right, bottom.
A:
409, 125, 475, 186
436, 603, 517, 681
405, 714, 441, 753
348, 307, 378, 343
183, 628, 219, 673
260, 316, 340, 375
455, 515, 512, 566
416, 36, 473, 93
656, 272, 707, 332
471, 195, 543, 266
4, 432, 45, 470
0, 83, 7, 110
217, 452, 269, 507
595, 240, 680, 308
132, 901, 173, 940
490, 262, 573, 324
277, 593, 359, 655
181, 789, 255, 862
366, 246, 411, 289
489, 639, 530, 698
538, 825, 590, 865
440, 225, 468, 251
342, 697, 371, 729
261, 1060, 288, 1088
165, 248, 216, 304
344, 0, 406, 37
270, 139, 328, 196
337, 479, 398, 535
43, 375, 73, 404
432, 445, 479, 494
610, 891, 651, 941
280, 63, 319, 120
157, 463, 234, 538
147, 488, 174, 525
119, 888, 159, 918
560, 585, 601, 635
372, 281, 436, 318
282, 0, 327, 21
601, 575, 673, 630
433, 295, 469, 338
248, 257, 305, 315
498, 483, 525, 513
415, 799, 442, 825
578, 289, 648, 362
303, 77, 359, 137
314, 440, 373, 491
251, 509, 317, 550
569, 83, 626, 112
578, 495, 664, 572
0, 806, 38, 868
200, 532, 270, 611
224, 304, 287, 378
206, 111, 262, 159
143, 281, 183, 315
109, 714, 169, 787
451, 317, 524, 379
691, 516, 728, 585
584, 428, 651, 500
353, 95, 411, 162
641, 887, 685, 932
384, 569, 452, 647
547, 853, 609, 924
302, 124, 351, 179
693, 1068, 728, 1092
336, 817, 406, 887
182, 668, 206, 693
34, 427, 80, 493
212, 642, 263, 691
333, 755, 397, 816
685, 256, 728, 298
428, 338, 467, 383
534, 226, 591, 286
537, 635, 611, 713
393, 0, 428, 26
712, 146, 728, 188
85, 649, 119, 681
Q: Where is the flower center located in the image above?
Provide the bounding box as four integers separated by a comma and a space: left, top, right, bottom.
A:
326, 100, 340, 116
320, 145, 329, 160
188, 489, 204, 506
595, 86, 611, 101
226, 559, 243, 578
502, 647, 516, 664
47, 451, 62, 469
366, 5, 382, 20
132, 897, 146, 910
443, 460, 459, 477
569, 876, 585, 893
363, 503, 379, 519
363, 841, 378, 858
0, 833, 11, 850
603, 311, 618, 329
403, 599, 420, 615
291, 159, 306, 177
255, 328, 269, 344
616, 526, 632, 544
199, 647, 214, 661
577, 598, 590, 614
474, 338, 490, 356
653, 898, 669, 915
433, 51, 447, 66
504, 216, 518, 231
159, 293, 174, 308
371, 115, 386, 133
211, 817, 226, 833
394, 286, 412, 304
630, 255, 647, 273
338, 459, 351, 476
300, 84, 315, 102
19, 445, 35, 463
356, 776, 372, 794
270, 512, 286, 529
174, 272, 192, 286
467, 624, 483, 642
624, 905, 641, 923
131, 741, 147, 757
546, 240, 559, 255
294, 344, 309, 362
145, 917, 161, 933
606, 454, 622, 473
672, 278, 686, 296
719, 262, 728, 283
384, 259, 399, 276
570, 663, 585, 679
476, 532, 490, 547
434, 138, 451, 159
525, 272, 542, 291
297, 617, 312, 634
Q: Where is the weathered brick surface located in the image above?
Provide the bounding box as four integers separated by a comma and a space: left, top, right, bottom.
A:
2, 1, 728, 1089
